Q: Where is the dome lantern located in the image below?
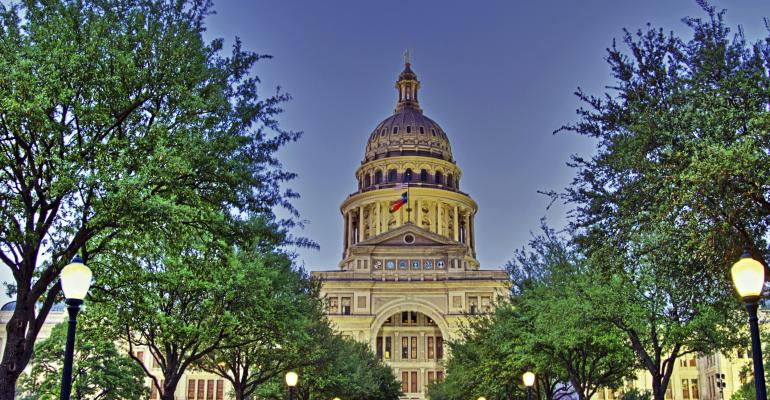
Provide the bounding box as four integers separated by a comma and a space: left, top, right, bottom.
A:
395, 49, 421, 113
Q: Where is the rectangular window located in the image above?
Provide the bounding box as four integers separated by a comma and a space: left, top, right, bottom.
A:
481, 296, 491, 312
437, 370, 444, 382
411, 371, 418, 393
198, 380, 205, 399
428, 371, 435, 385
410, 312, 417, 324
411, 337, 417, 359
207, 380, 214, 400
402, 311, 409, 324
665, 384, 673, 399
437, 336, 444, 359
385, 337, 392, 359
187, 380, 195, 400
683, 379, 690, 399
216, 380, 224, 400
689, 358, 697, 367
328, 297, 338, 314
341, 297, 351, 315
427, 337, 435, 359
468, 296, 478, 314
151, 385, 158, 400
402, 372, 409, 393
402, 337, 409, 359
358, 296, 367, 308
377, 337, 383, 359
691, 379, 699, 399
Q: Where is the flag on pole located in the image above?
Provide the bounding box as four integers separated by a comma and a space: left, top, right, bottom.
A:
389, 192, 408, 213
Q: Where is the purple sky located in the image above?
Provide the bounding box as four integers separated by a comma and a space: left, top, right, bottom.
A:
201, 0, 770, 272
3, 1, 770, 305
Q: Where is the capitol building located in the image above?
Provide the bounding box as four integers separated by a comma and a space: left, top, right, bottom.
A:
311, 58, 510, 399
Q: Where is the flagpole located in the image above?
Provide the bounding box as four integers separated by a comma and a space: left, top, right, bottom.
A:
406, 182, 412, 223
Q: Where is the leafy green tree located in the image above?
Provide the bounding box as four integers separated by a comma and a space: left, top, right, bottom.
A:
0, 0, 300, 396
555, 4, 761, 400
195, 252, 330, 400
16, 314, 147, 400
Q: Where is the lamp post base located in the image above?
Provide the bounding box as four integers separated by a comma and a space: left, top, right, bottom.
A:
746, 301, 767, 400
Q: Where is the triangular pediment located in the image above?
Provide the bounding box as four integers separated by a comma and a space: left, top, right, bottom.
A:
355, 222, 459, 247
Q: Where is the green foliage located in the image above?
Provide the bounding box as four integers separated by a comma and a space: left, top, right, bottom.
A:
16, 315, 147, 400
194, 251, 331, 400
0, 0, 302, 394
256, 336, 402, 400
555, 3, 766, 399
620, 388, 651, 400
730, 382, 754, 400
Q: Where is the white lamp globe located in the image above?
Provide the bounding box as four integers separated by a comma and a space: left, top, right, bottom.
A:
731, 250, 765, 301
60, 256, 92, 301
285, 371, 298, 387
523, 371, 536, 387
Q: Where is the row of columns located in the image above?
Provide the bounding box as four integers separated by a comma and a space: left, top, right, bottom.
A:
343, 199, 475, 253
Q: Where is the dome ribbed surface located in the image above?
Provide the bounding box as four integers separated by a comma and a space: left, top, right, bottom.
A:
364, 107, 452, 162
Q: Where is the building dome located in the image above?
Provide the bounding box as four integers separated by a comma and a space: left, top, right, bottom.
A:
363, 61, 453, 163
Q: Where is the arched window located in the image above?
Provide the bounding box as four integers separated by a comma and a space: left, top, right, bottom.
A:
388, 169, 398, 182
404, 169, 413, 182
435, 171, 443, 185
419, 127, 425, 134
393, 127, 399, 134
375, 170, 383, 184
447, 174, 454, 188
364, 174, 371, 187
420, 169, 428, 182
406, 126, 411, 133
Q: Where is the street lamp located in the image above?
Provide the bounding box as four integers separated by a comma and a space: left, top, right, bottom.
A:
523, 372, 535, 400
58, 256, 92, 400
477, 396, 486, 400
286, 371, 298, 400
731, 250, 766, 400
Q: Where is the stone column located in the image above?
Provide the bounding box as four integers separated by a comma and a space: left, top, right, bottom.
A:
437, 203, 442, 236
453, 205, 459, 241
376, 202, 381, 235
415, 199, 421, 228
358, 206, 364, 242
346, 210, 353, 247
463, 211, 470, 246
469, 214, 475, 253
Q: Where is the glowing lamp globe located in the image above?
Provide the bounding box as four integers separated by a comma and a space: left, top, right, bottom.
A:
285, 371, 298, 387
333, 397, 341, 400
60, 256, 92, 300
732, 250, 765, 302
523, 371, 536, 388
478, 396, 487, 400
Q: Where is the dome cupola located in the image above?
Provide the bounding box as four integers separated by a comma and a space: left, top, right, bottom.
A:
364, 53, 453, 163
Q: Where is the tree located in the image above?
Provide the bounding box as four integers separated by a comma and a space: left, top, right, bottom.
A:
195, 252, 330, 400
556, 4, 762, 400
0, 0, 300, 396
16, 314, 147, 400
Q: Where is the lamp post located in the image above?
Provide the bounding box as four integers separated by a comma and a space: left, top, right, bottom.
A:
58, 256, 92, 400
731, 250, 767, 400
286, 371, 298, 400
523, 372, 535, 400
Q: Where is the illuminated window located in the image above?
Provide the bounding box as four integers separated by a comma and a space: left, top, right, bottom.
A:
341, 297, 351, 315
411, 337, 417, 359
428, 337, 435, 359
691, 379, 699, 399
385, 336, 392, 359
682, 379, 690, 399
402, 337, 409, 359
327, 297, 338, 314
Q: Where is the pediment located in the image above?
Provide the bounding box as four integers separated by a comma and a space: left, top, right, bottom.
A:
355, 223, 459, 247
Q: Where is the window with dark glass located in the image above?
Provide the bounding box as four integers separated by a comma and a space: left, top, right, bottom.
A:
402, 337, 409, 359
404, 169, 413, 182
197, 380, 204, 399
402, 372, 409, 393
406, 126, 411, 133
447, 174, 454, 188
420, 169, 428, 182
385, 336, 392, 359
377, 337, 383, 359
388, 169, 398, 182
428, 337, 435, 359
187, 380, 195, 400
420, 127, 425, 134
364, 174, 371, 187
411, 371, 418, 392
207, 380, 214, 400
437, 336, 444, 359
435, 171, 443, 185
393, 127, 399, 134
341, 297, 351, 315
375, 170, 383, 184
428, 371, 435, 385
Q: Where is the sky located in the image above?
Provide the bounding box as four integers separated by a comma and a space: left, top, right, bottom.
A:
196, 0, 770, 273
3, 0, 770, 304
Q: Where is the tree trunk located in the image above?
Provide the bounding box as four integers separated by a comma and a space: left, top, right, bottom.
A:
234, 386, 246, 400
0, 302, 37, 400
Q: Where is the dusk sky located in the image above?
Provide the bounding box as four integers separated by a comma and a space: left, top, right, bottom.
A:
3, 1, 770, 304
202, 0, 770, 273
